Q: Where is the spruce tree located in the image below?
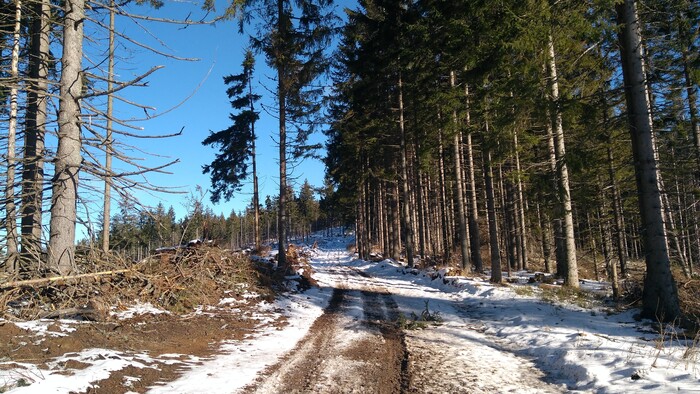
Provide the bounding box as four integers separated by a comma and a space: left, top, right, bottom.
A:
616, 0, 682, 321
230, 0, 334, 267
202, 49, 261, 248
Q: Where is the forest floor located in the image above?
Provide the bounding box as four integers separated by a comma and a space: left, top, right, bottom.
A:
1, 235, 699, 393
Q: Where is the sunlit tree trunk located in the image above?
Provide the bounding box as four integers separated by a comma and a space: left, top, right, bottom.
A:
484, 147, 501, 284
102, 0, 116, 253
5, 0, 22, 272
250, 71, 261, 252
451, 71, 470, 271
398, 74, 415, 267
544, 103, 565, 278
49, 0, 85, 274
546, 33, 578, 288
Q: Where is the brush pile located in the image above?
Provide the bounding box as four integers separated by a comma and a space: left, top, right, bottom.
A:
0, 245, 277, 321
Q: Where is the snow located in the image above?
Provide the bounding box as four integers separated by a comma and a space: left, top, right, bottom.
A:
149, 288, 331, 393
1, 349, 159, 394
111, 301, 169, 320
3, 233, 699, 393
343, 256, 700, 392
13, 320, 78, 338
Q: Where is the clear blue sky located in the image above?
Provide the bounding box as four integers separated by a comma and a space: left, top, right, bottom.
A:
97, 0, 354, 221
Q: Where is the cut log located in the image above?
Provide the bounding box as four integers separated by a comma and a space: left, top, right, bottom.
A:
0, 268, 133, 290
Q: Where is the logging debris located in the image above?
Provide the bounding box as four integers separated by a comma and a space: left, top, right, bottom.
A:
0, 245, 286, 321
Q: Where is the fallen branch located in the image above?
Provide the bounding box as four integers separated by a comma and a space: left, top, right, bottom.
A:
0, 269, 133, 290
40, 307, 101, 321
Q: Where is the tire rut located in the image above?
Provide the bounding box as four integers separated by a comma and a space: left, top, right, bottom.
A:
244, 268, 410, 394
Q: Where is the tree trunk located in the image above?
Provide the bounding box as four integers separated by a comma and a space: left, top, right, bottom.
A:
588, 213, 600, 282
21, 0, 49, 267
464, 85, 484, 272
398, 74, 415, 267
365, 180, 372, 258
250, 70, 261, 252
546, 33, 579, 288
450, 71, 470, 271
598, 205, 620, 300
616, 0, 681, 321
391, 182, 401, 261
504, 172, 518, 271
102, 0, 116, 253
377, 182, 386, 257
513, 131, 528, 270
497, 163, 509, 276
607, 144, 628, 277
680, 51, 700, 179
660, 179, 690, 278
5, 0, 22, 273
438, 125, 450, 263
356, 188, 365, 259
484, 147, 501, 284
536, 200, 552, 273
275, 0, 288, 268
414, 146, 426, 259
545, 104, 565, 278
49, 0, 85, 275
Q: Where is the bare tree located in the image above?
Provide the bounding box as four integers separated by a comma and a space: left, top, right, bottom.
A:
20, 0, 51, 267
48, 0, 86, 274
101, 0, 116, 253
4, 0, 22, 273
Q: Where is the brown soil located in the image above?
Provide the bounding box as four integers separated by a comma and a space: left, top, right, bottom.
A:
0, 244, 301, 393
0, 297, 271, 393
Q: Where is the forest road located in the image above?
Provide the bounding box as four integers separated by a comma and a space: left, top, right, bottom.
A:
243, 266, 408, 394
243, 262, 564, 394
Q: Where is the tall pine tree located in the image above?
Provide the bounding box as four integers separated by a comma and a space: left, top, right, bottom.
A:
202, 49, 262, 249
230, 0, 335, 267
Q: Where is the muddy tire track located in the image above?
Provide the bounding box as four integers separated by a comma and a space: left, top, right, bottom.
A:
244, 268, 409, 394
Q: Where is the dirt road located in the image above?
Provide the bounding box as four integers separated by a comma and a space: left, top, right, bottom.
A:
244, 258, 564, 394
244, 266, 408, 394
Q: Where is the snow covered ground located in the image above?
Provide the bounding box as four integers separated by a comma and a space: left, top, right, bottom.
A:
2, 234, 699, 393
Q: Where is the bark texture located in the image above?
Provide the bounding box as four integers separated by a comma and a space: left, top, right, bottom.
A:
616, 0, 681, 321
547, 34, 579, 288
49, 0, 85, 274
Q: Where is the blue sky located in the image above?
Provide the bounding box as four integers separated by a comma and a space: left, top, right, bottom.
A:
93, 0, 354, 222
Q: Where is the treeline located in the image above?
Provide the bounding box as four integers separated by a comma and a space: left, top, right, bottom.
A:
324, 0, 698, 321
81, 180, 338, 258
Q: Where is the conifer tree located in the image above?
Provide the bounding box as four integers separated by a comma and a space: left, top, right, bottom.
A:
616, 0, 681, 321
230, 0, 334, 267
202, 49, 261, 249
